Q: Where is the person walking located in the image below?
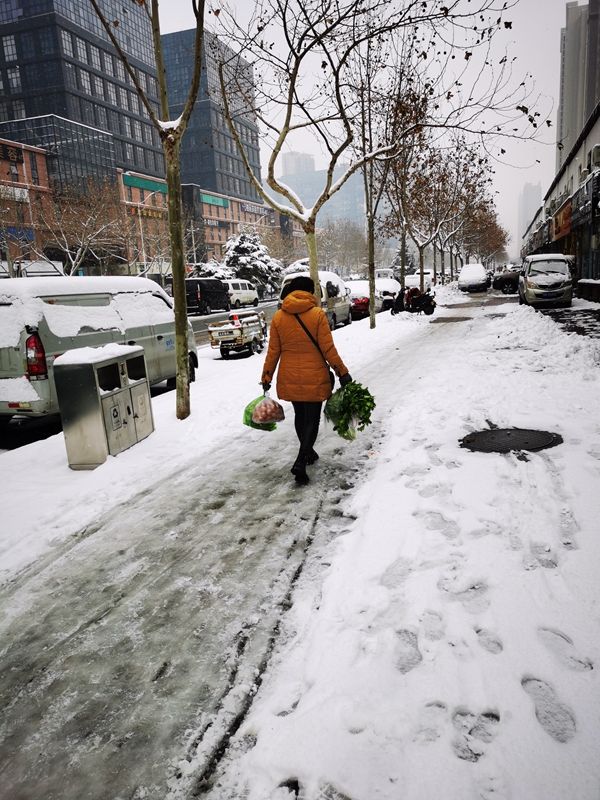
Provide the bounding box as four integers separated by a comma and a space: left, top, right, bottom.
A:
260, 275, 352, 485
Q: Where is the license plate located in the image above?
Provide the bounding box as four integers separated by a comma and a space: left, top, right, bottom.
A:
540, 291, 559, 298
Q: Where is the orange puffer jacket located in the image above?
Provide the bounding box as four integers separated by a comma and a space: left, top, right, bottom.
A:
261, 290, 349, 402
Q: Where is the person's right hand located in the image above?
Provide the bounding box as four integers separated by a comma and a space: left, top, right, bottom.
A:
340, 373, 352, 387
262, 381, 271, 393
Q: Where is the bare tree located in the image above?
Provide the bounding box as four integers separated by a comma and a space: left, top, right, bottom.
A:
32, 179, 124, 275
213, 0, 544, 306
89, 0, 206, 420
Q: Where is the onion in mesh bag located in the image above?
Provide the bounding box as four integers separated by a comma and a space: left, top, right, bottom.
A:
251, 396, 285, 423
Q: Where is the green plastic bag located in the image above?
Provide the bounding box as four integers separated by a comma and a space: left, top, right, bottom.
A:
243, 395, 277, 431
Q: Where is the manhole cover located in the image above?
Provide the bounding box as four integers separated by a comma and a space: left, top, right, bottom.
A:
430, 316, 472, 323
460, 428, 563, 454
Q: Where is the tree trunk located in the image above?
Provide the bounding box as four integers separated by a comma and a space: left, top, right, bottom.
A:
440, 247, 446, 284
164, 139, 191, 420
400, 227, 407, 289
432, 242, 437, 285
367, 213, 376, 329
304, 222, 321, 301
419, 246, 425, 293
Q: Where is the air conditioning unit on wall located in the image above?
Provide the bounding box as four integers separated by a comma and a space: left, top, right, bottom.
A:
580, 168, 590, 183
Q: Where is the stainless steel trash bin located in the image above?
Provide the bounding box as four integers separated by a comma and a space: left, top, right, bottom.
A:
54, 344, 154, 470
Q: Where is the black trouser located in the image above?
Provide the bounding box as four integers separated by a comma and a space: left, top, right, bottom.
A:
291, 401, 322, 459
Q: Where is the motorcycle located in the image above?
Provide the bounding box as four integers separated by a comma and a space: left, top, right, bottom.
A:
391, 287, 436, 316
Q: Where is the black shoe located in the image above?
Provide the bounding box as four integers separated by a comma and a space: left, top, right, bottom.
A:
291, 457, 309, 484
305, 449, 319, 465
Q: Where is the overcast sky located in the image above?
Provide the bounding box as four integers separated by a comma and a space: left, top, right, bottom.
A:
159, 0, 572, 258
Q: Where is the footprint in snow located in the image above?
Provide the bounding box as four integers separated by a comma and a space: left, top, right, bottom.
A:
538, 628, 593, 671
380, 557, 413, 589
395, 629, 423, 674
475, 627, 504, 654
418, 482, 452, 499
438, 572, 490, 614
559, 507, 578, 550
415, 510, 459, 540
413, 700, 448, 743
523, 543, 558, 571
521, 677, 576, 743
420, 609, 446, 641
451, 707, 501, 762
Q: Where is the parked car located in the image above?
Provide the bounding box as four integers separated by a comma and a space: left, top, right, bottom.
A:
280, 270, 352, 327
458, 263, 488, 292
222, 279, 259, 308
375, 277, 402, 310
346, 279, 384, 319
518, 254, 574, 308
492, 268, 520, 294
0, 276, 198, 425
405, 270, 433, 290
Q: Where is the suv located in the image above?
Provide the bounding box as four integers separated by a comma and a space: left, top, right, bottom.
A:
280, 270, 352, 328
0, 276, 198, 425
185, 277, 230, 315
222, 279, 259, 308
518, 254, 574, 308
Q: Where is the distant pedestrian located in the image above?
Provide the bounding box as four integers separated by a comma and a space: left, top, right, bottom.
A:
260, 275, 352, 485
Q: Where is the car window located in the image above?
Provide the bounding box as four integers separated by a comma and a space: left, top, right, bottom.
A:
40, 293, 123, 336
232, 282, 240, 290
528, 260, 569, 275
113, 291, 174, 327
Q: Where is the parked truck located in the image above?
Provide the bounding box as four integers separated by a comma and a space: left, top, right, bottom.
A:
207, 309, 268, 359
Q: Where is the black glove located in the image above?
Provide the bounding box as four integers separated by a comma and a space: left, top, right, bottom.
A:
339, 373, 353, 387
262, 381, 271, 393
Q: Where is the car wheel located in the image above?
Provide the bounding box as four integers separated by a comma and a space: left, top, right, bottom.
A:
253, 298, 259, 307
501, 283, 512, 294
344, 310, 352, 325
235, 299, 241, 309
204, 302, 212, 315
248, 339, 260, 356
220, 347, 230, 360
225, 302, 231, 312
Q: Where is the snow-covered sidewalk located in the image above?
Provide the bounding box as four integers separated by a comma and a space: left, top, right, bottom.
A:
2, 291, 600, 800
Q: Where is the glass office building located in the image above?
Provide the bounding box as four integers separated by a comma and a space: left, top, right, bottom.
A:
162, 29, 261, 202
0, 0, 164, 179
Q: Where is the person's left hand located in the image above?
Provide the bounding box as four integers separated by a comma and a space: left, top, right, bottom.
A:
340, 373, 353, 387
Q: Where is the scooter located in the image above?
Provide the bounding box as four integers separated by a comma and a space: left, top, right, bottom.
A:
391, 287, 436, 316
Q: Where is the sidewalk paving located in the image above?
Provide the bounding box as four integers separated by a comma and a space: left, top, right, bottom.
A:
1, 289, 599, 800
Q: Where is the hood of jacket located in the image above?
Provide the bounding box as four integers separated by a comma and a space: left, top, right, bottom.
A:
281, 290, 317, 315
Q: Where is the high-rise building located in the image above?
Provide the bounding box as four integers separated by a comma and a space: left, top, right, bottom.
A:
281, 151, 315, 176
0, 0, 164, 180
161, 29, 261, 203
274, 165, 365, 226
557, 0, 600, 169
518, 182, 542, 243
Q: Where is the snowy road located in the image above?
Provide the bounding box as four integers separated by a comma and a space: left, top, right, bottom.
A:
1, 290, 599, 800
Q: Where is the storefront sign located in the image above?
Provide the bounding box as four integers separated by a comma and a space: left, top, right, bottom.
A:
0, 143, 23, 163
553, 200, 572, 241
0, 185, 28, 202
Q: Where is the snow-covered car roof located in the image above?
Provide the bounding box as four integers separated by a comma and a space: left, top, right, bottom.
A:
346, 280, 371, 297
375, 277, 401, 293
524, 254, 574, 262
459, 263, 486, 277
282, 270, 346, 287
0, 276, 170, 300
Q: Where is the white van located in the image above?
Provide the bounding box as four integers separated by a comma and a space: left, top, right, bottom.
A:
280, 269, 352, 328
222, 279, 259, 308
0, 276, 198, 423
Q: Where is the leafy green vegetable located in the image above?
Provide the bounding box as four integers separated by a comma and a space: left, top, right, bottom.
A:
324, 382, 375, 441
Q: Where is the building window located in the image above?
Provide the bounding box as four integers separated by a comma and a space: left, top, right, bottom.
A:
28, 151, 39, 185
118, 86, 128, 108
96, 105, 108, 130
0, 102, 9, 121
102, 51, 114, 77
74, 36, 87, 63
12, 99, 25, 119
9, 163, 18, 182
6, 66, 21, 92
116, 60, 126, 82
3, 35, 16, 62
65, 62, 77, 89
60, 29, 73, 58
133, 119, 142, 140
39, 29, 56, 56
105, 81, 117, 106
89, 44, 101, 70
121, 115, 131, 137
80, 99, 94, 126
79, 69, 91, 94
124, 142, 134, 161
92, 74, 103, 98
126, 184, 133, 201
